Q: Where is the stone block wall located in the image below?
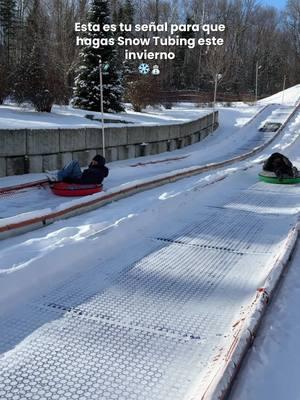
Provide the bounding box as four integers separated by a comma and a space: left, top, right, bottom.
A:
0, 111, 218, 176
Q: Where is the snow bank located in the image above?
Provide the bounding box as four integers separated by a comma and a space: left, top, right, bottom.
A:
0, 103, 210, 130
230, 228, 300, 400
259, 84, 300, 106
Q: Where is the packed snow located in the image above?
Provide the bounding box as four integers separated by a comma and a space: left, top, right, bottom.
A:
0, 104, 280, 219
0, 85, 300, 400
259, 83, 300, 106
0, 102, 212, 129
229, 239, 300, 400
0, 98, 299, 304
1, 82, 299, 130
0, 127, 300, 399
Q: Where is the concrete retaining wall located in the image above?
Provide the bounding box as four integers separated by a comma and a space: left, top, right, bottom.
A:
0, 111, 218, 176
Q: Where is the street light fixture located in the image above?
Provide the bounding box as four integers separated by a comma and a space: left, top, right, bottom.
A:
255, 62, 262, 103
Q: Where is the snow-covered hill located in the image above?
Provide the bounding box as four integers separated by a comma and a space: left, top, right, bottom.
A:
259, 84, 300, 106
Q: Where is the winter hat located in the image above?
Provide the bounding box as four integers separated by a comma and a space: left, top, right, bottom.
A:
93, 155, 106, 165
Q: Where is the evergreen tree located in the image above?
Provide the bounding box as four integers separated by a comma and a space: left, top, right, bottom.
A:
0, 0, 18, 63
73, 0, 124, 112
0, 62, 9, 104
123, 0, 135, 25
119, 0, 136, 100
172, 16, 196, 90
0, 0, 18, 102
13, 0, 66, 112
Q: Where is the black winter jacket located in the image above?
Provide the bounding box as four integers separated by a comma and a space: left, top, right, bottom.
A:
263, 153, 294, 178
64, 163, 109, 185
80, 164, 109, 185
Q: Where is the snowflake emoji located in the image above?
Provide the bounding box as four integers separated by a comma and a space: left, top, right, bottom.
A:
138, 63, 150, 75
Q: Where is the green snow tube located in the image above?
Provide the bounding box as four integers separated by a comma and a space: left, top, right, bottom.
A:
259, 170, 300, 184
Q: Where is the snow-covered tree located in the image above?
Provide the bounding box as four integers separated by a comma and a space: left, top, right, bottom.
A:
73, 0, 124, 112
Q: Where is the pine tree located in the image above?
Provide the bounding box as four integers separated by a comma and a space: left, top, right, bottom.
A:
119, 0, 136, 97
0, 0, 18, 63
0, 62, 9, 104
73, 0, 124, 112
172, 15, 196, 90
0, 0, 18, 102
123, 0, 135, 25
13, 0, 66, 112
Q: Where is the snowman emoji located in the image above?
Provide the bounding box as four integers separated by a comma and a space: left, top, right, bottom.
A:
152, 65, 160, 75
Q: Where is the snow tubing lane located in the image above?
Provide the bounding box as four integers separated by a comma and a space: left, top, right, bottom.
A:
51, 182, 103, 197
0, 105, 272, 195
200, 224, 299, 400
0, 179, 48, 195
0, 102, 299, 240
258, 172, 300, 185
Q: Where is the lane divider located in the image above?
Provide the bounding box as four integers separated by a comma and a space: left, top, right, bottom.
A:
200, 222, 299, 400
0, 179, 48, 195
242, 103, 271, 127
0, 102, 299, 240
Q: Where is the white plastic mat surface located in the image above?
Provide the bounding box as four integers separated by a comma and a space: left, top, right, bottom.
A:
0, 175, 299, 400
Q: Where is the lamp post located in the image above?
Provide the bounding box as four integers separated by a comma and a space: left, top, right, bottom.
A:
212, 73, 222, 132
198, 0, 206, 78
255, 62, 262, 103
282, 75, 287, 105
99, 57, 105, 158
99, 58, 109, 158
